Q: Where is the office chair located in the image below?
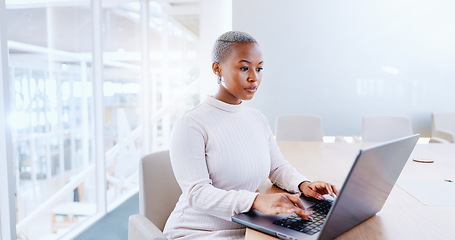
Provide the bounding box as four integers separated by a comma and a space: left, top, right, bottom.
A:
430, 112, 455, 143
128, 150, 181, 240
361, 115, 413, 142
275, 114, 323, 141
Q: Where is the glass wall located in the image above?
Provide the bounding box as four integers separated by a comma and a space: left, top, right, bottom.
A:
99, 1, 200, 209
7, 4, 97, 239
3, 0, 200, 239
101, 0, 144, 209
148, 2, 200, 151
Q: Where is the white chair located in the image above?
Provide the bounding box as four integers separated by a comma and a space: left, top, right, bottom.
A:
128, 150, 181, 240
275, 114, 323, 141
430, 112, 455, 143
361, 115, 413, 142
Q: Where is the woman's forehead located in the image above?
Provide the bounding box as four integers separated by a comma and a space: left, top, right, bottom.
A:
227, 42, 263, 63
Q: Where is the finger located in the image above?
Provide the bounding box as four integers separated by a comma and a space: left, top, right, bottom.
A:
314, 193, 324, 200
325, 184, 334, 197
332, 185, 339, 196
308, 189, 324, 200
294, 208, 313, 220
307, 186, 323, 199
280, 204, 311, 219
287, 193, 304, 209
277, 206, 296, 215
308, 183, 316, 191
307, 182, 333, 200
314, 182, 336, 197
311, 182, 327, 193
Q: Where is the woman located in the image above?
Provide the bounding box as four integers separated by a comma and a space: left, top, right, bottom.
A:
163, 31, 338, 240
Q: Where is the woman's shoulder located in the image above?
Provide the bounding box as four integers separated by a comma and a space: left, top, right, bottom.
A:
174, 102, 213, 127
243, 105, 262, 114
180, 101, 211, 118
243, 105, 267, 119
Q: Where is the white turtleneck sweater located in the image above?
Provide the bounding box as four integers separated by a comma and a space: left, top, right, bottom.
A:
163, 96, 308, 240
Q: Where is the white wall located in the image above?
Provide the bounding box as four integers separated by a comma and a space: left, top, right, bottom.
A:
199, 0, 232, 98
233, 0, 455, 137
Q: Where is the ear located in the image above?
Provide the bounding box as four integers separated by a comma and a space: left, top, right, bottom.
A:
212, 62, 221, 76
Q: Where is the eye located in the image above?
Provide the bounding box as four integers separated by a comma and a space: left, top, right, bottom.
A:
240, 67, 249, 71
256, 67, 263, 72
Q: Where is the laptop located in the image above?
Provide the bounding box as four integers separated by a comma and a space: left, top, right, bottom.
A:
232, 134, 420, 240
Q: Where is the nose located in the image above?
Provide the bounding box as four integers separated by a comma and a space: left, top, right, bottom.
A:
248, 71, 258, 82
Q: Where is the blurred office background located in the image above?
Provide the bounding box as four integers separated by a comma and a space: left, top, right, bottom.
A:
1, 0, 454, 239
233, 0, 455, 137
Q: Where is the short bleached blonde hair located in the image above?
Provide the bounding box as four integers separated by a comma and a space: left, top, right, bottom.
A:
211, 31, 257, 63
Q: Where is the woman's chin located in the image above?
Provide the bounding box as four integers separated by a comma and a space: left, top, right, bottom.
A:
242, 95, 255, 101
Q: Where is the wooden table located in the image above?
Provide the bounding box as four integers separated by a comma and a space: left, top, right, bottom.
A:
51, 202, 96, 233
246, 142, 455, 240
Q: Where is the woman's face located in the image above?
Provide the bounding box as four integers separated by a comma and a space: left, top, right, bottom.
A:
214, 42, 263, 104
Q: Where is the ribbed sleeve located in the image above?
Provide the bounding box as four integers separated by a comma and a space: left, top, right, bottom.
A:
260, 114, 310, 193
170, 116, 259, 220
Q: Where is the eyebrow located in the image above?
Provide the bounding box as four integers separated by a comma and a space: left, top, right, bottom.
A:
238, 60, 264, 64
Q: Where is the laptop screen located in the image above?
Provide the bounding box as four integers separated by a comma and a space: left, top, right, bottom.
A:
318, 134, 419, 239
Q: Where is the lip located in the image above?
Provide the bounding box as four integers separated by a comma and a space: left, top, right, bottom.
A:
245, 86, 258, 93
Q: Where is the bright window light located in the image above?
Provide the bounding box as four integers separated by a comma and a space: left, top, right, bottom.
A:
382, 66, 400, 75
9, 111, 30, 129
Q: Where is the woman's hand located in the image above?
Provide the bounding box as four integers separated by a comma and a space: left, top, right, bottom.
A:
251, 192, 312, 220
299, 181, 338, 200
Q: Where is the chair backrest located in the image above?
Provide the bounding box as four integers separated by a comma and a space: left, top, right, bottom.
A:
275, 114, 323, 141
432, 112, 455, 134
139, 150, 181, 232
362, 115, 413, 142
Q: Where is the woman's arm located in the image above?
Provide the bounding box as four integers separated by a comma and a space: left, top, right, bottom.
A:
170, 116, 258, 221
241, 114, 312, 219
262, 114, 337, 197
259, 114, 309, 192
249, 115, 336, 218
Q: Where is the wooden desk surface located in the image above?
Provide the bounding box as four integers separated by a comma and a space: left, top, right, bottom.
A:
246, 142, 455, 240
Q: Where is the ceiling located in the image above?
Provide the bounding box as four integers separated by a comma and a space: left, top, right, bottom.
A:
6, 0, 200, 36
163, 0, 200, 36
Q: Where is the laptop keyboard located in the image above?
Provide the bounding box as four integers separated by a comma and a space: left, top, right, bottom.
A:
273, 199, 334, 235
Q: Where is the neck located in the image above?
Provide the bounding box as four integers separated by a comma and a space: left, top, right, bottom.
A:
214, 89, 241, 105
